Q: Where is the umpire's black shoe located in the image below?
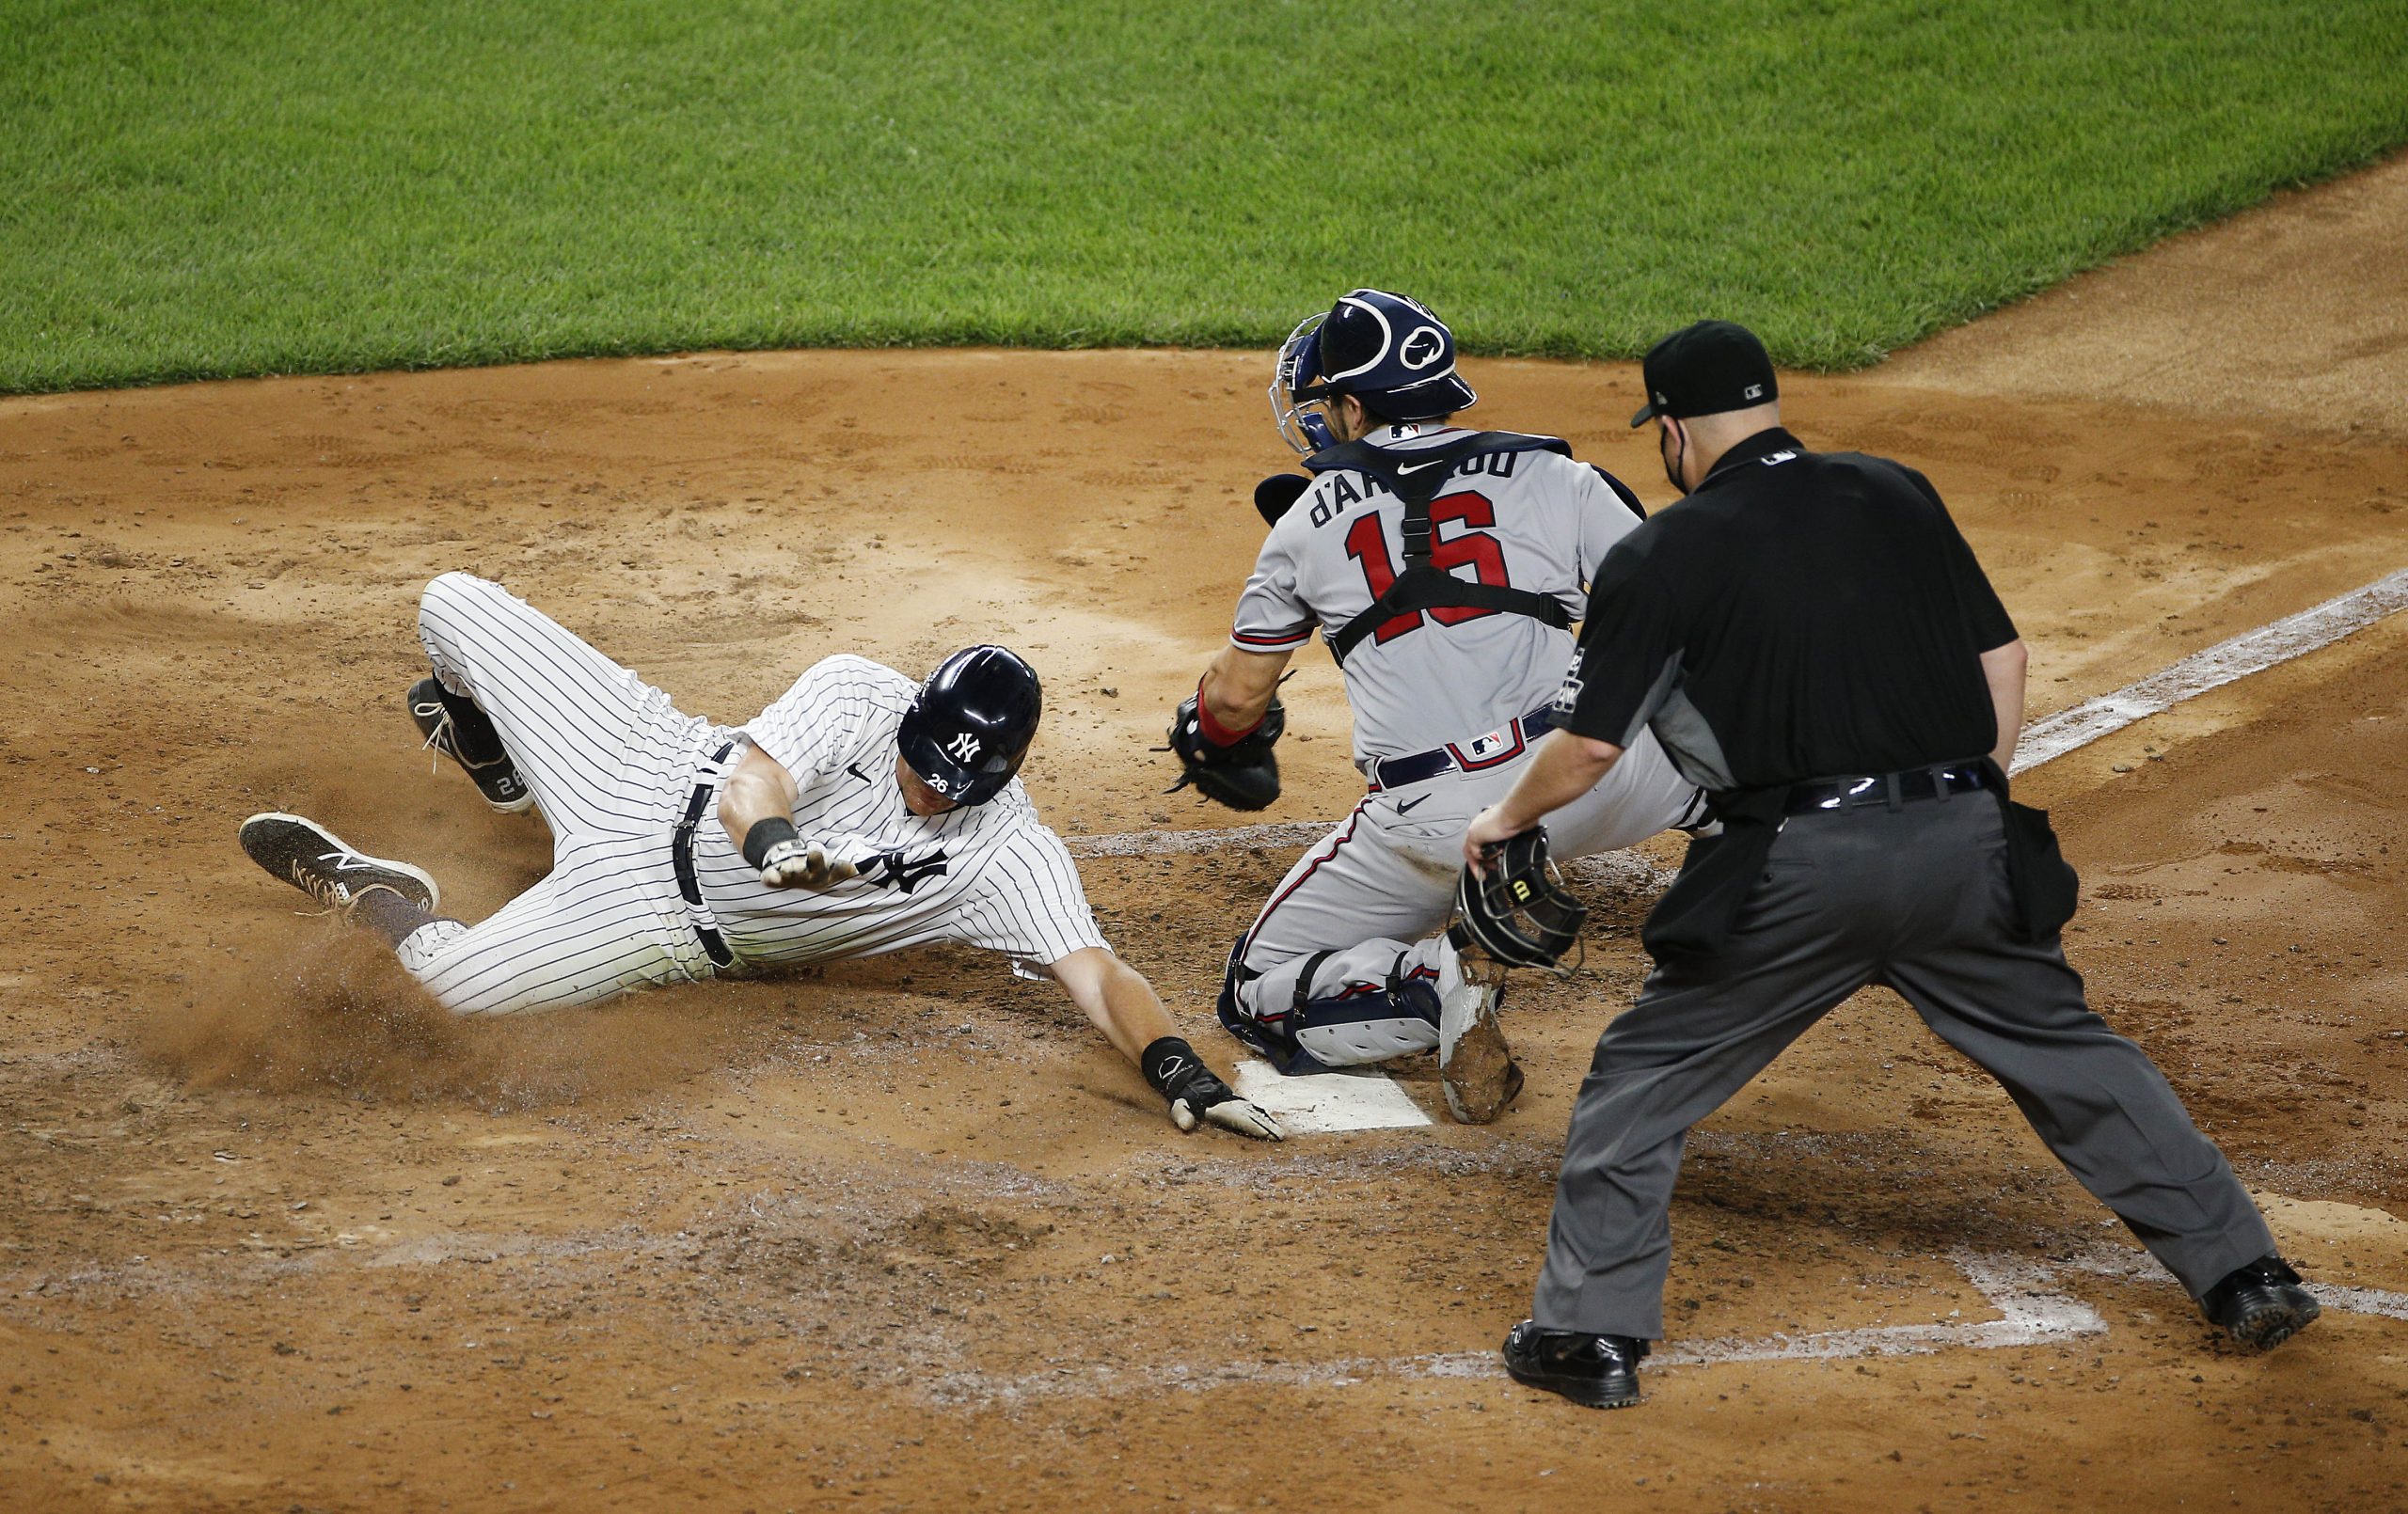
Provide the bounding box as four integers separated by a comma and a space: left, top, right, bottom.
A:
1501, 1319, 1648, 1409
407, 677, 535, 813
2201, 1254, 2321, 1349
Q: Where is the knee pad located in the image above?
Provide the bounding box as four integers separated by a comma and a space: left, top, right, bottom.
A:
1217, 935, 1335, 1074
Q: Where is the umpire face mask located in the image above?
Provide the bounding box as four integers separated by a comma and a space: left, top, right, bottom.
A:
1657, 418, 1688, 495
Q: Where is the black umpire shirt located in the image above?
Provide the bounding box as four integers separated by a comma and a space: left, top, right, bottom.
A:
1555, 427, 2017, 793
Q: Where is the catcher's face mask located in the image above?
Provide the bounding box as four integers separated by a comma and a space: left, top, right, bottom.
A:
1269, 312, 1339, 455
1455, 828, 1589, 975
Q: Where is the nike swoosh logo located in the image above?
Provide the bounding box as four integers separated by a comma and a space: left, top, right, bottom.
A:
846, 764, 869, 782
1395, 460, 1446, 475
1396, 795, 1431, 813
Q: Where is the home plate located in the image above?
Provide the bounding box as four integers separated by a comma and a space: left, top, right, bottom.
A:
1232, 1061, 1434, 1133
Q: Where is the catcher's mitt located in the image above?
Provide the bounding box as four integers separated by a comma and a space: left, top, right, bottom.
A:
1164, 694, 1285, 811
1456, 826, 1587, 973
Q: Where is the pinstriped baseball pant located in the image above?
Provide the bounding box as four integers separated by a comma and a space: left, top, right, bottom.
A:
397, 573, 719, 1016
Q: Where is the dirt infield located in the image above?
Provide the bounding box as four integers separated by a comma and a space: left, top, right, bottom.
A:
5, 161, 2408, 1511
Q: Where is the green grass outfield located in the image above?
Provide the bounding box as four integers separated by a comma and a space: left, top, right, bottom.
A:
3, 0, 2404, 393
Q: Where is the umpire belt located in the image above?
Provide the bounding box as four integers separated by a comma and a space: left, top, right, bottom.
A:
1783, 763, 1993, 815
672, 743, 737, 970
1366, 703, 1557, 793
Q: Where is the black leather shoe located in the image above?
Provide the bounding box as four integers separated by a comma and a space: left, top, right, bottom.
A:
1501, 1319, 1647, 1409
2200, 1255, 2321, 1349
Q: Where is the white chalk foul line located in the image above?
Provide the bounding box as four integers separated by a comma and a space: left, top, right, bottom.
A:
920, 1247, 2408, 1407
2010, 564, 2408, 773
2058, 1240, 2408, 1324
918, 1250, 2104, 1408
1067, 565, 2408, 861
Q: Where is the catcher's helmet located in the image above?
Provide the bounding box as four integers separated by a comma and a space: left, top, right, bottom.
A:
1269, 289, 1479, 455
1455, 827, 1588, 974
897, 646, 1041, 806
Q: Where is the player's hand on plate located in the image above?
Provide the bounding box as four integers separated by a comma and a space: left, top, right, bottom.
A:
1166, 1068, 1286, 1142
756, 839, 858, 890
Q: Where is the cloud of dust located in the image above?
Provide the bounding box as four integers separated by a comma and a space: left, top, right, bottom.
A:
142, 918, 753, 1110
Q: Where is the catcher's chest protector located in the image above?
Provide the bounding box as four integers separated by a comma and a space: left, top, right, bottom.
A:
1307, 433, 1577, 666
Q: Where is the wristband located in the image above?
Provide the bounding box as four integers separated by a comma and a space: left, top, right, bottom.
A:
1194, 683, 1259, 748
1140, 1035, 1205, 1102
740, 816, 800, 870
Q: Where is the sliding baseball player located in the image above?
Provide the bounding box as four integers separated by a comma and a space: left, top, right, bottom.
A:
239, 572, 1281, 1142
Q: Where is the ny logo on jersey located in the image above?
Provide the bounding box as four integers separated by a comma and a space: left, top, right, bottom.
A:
946, 733, 982, 763
859, 846, 950, 895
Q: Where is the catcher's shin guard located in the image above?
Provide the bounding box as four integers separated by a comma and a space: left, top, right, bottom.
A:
1218, 937, 1447, 1074
1217, 936, 1333, 1075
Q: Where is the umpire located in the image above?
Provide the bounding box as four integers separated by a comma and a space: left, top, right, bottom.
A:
1463, 319, 2319, 1410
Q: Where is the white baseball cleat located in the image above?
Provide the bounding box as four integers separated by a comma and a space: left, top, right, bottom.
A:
1438, 977, 1524, 1125
238, 812, 440, 917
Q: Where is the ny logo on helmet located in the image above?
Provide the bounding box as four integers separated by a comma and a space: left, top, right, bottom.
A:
946, 733, 982, 763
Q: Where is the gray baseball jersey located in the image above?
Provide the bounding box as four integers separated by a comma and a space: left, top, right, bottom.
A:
1230, 423, 1644, 765
1215, 425, 1703, 1073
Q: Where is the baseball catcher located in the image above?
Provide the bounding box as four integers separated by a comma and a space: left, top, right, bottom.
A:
237, 572, 1283, 1143
1174, 288, 1706, 1122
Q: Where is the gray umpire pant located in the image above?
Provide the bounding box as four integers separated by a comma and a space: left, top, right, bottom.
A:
1535, 791, 2275, 1340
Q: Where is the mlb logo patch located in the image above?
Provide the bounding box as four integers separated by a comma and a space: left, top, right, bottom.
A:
1462, 727, 1511, 761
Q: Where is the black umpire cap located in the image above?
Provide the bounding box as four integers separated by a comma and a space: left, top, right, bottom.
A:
1629, 320, 1779, 427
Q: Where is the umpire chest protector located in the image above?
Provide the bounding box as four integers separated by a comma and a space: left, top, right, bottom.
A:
1307, 432, 1576, 666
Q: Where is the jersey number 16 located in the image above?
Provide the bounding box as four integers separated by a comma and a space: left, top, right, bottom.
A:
1343, 492, 1511, 647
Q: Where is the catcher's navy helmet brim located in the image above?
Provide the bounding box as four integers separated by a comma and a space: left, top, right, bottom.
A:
1370, 370, 1477, 422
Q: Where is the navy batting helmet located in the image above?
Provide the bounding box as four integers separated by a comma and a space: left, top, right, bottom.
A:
1269, 289, 1478, 454
897, 646, 1042, 806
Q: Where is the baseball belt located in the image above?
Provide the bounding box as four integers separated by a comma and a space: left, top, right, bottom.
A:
1366, 702, 1558, 793
1783, 763, 1992, 815
672, 742, 737, 969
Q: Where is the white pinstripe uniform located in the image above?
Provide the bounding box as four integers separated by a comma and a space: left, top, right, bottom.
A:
1223, 426, 1706, 1069
401, 574, 1105, 1017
